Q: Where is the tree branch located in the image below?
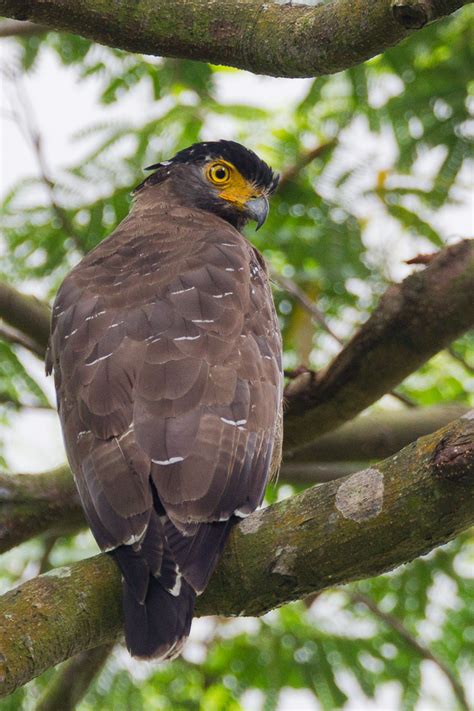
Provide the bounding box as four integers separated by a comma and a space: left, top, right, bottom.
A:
0, 0, 468, 78
1, 404, 466, 550
0, 19, 47, 37
347, 591, 469, 711
284, 239, 474, 450
0, 323, 45, 358
0, 411, 472, 696
0, 468, 83, 554
0, 282, 50, 353
286, 404, 468, 463
34, 644, 113, 711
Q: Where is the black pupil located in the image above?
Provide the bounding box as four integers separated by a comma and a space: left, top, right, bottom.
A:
215, 166, 227, 180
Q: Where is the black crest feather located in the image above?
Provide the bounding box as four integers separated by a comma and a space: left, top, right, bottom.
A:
141, 140, 279, 194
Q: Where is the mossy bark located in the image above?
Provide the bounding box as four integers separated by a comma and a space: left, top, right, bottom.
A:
0, 412, 472, 697
0, 0, 467, 78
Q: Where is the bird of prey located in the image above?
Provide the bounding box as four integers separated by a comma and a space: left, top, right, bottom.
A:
47, 140, 283, 660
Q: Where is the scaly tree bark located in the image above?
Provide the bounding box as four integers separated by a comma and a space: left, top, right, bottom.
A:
0, 411, 472, 697
0, 1, 469, 78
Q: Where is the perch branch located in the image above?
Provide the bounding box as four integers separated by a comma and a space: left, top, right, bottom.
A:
0, 404, 467, 551
0, 411, 472, 696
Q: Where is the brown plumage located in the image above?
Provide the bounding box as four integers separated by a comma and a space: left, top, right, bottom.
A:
47, 140, 283, 659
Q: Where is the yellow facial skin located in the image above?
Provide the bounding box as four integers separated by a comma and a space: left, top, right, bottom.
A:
205, 160, 261, 210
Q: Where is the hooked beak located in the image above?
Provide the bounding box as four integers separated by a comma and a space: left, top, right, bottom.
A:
245, 195, 269, 230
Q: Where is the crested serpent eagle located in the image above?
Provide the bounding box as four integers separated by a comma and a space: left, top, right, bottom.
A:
47, 140, 283, 659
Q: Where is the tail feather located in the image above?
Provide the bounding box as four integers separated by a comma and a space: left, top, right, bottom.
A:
122, 574, 195, 660
111, 509, 235, 659
164, 517, 235, 593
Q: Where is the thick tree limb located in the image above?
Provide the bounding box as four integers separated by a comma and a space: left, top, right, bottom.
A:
0, 468, 83, 553
0, 0, 468, 78
0, 411, 472, 696
0, 404, 466, 550
0, 282, 50, 353
284, 239, 474, 450
286, 404, 468, 463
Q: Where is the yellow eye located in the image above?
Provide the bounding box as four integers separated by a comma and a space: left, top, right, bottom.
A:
207, 162, 231, 185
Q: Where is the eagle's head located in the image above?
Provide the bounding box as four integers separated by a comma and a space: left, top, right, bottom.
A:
136, 140, 279, 231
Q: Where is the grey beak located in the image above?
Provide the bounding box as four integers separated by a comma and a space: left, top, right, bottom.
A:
245, 196, 269, 230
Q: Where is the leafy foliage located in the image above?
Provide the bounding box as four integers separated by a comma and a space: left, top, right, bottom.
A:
0, 5, 472, 709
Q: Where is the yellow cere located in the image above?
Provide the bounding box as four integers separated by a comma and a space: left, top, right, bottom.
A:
205, 160, 260, 209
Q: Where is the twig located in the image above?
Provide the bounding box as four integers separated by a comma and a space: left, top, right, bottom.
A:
390, 390, 417, 407
2, 65, 85, 253
0, 323, 45, 358
270, 269, 342, 343
347, 591, 469, 711
448, 346, 474, 374
38, 535, 59, 575
278, 140, 337, 189
0, 20, 48, 38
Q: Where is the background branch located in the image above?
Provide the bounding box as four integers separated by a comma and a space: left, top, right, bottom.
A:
284, 239, 474, 450
0, 468, 83, 553
0, 323, 46, 358
286, 404, 468, 463
0, 411, 472, 696
0, 0, 467, 78
0, 19, 47, 37
34, 644, 113, 711
347, 591, 469, 711
0, 282, 50, 353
